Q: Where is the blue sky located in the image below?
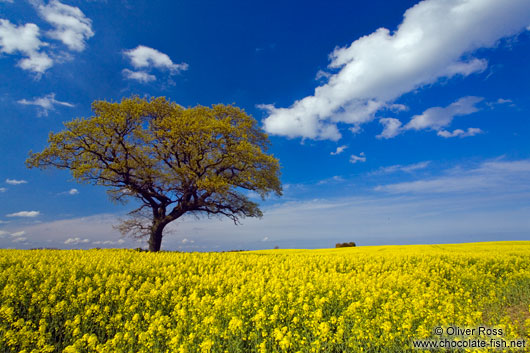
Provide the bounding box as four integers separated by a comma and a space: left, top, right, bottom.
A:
1, 0, 529, 251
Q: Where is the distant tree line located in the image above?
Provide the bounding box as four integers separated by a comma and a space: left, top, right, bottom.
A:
335, 242, 356, 248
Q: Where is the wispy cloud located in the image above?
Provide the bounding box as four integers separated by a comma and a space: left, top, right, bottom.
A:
12, 237, 27, 243
6, 179, 27, 185
6, 211, 40, 218
318, 176, 345, 185
437, 127, 483, 138
92, 239, 125, 246
261, 0, 530, 140
123, 45, 188, 83
0, 187, 6, 193
375, 159, 530, 194
370, 161, 431, 175
350, 152, 366, 164
64, 237, 90, 245
122, 69, 156, 83
37, 0, 94, 52
11, 231, 25, 237
18, 93, 74, 116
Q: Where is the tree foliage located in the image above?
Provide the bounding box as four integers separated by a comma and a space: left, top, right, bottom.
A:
26, 96, 282, 251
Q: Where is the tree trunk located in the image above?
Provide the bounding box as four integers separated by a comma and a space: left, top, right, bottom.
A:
148, 221, 166, 252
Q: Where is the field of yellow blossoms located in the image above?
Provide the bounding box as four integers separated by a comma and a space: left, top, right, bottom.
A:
1, 241, 529, 352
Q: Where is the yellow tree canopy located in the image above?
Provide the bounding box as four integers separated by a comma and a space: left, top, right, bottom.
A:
26, 96, 282, 251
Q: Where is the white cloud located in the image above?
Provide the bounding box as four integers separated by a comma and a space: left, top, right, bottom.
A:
375, 159, 530, 194
377, 118, 403, 139
12, 237, 27, 243
371, 161, 431, 175
378, 96, 483, 138
261, 0, 530, 140
6, 179, 27, 185
122, 69, 156, 83
64, 237, 90, 245
6, 211, 40, 217
181, 238, 195, 244
37, 0, 94, 52
350, 152, 366, 164
261, 236, 269, 242
124, 45, 188, 72
92, 239, 125, 245
18, 93, 74, 116
123, 45, 188, 83
3, 160, 529, 250
0, 19, 53, 73
68, 188, 79, 195
405, 96, 482, 131
11, 231, 25, 237
318, 176, 345, 185
437, 127, 483, 138
0, 230, 8, 236
0, 187, 6, 192
330, 145, 347, 155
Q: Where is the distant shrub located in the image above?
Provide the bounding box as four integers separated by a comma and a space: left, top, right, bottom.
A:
335, 242, 356, 248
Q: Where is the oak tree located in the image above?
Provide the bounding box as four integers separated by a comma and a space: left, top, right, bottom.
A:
26, 96, 282, 251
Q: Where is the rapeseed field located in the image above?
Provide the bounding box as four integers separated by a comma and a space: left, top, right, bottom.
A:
0, 241, 529, 352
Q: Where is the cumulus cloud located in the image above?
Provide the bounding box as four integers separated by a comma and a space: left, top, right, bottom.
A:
350, 152, 366, 164
123, 45, 188, 83
405, 96, 482, 131
64, 237, 90, 245
378, 96, 483, 138
68, 188, 79, 195
0, 19, 53, 73
18, 93, 74, 116
181, 238, 195, 244
6, 211, 40, 217
0, 1, 93, 74
377, 118, 403, 139
330, 145, 347, 155
6, 179, 27, 185
37, 0, 94, 51
261, 0, 530, 140
124, 45, 188, 72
